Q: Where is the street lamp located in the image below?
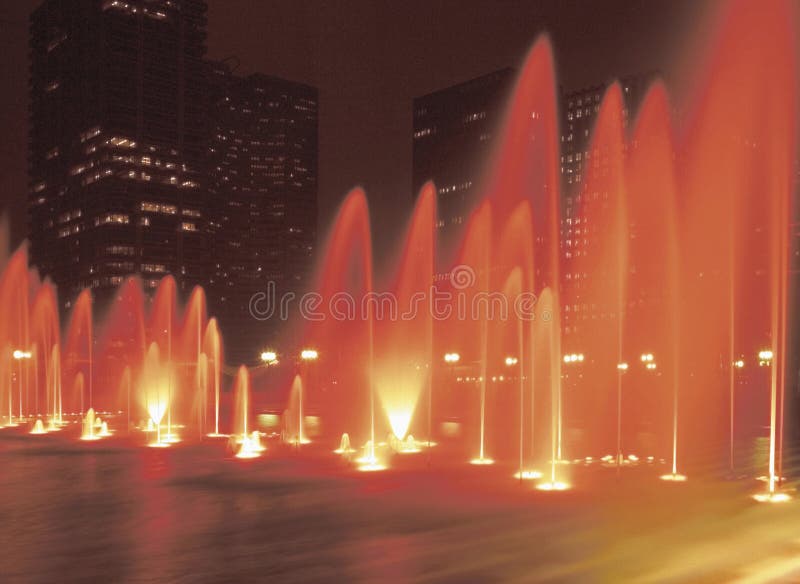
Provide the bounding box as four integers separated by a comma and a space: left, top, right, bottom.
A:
300, 349, 319, 361
563, 353, 584, 364
734, 359, 745, 369
617, 362, 629, 371
758, 350, 774, 366
505, 356, 518, 367
260, 350, 278, 365
444, 352, 460, 364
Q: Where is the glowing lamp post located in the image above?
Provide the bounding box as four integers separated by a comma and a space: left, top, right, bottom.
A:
260, 350, 278, 365
444, 352, 460, 364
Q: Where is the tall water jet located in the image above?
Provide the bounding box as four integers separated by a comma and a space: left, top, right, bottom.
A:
233, 365, 262, 459
80, 407, 100, 441
564, 83, 628, 466
456, 202, 494, 465
120, 366, 132, 431
96, 276, 146, 416
497, 202, 539, 477
65, 290, 92, 413
308, 188, 375, 451
285, 374, 310, 446
373, 182, 435, 446
180, 286, 207, 434
149, 277, 177, 442
485, 37, 564, 463
536, 287, 569, 491
47, 345, 62, 429
626, 82, 684, 481
140, 343, 171, 447
204, 318, 224, 437
31, 281, 59, 418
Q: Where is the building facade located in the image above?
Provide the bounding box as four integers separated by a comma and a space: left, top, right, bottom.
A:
412, 69, 515, 264
29, 0, 209, 311
206, 62, 318, 365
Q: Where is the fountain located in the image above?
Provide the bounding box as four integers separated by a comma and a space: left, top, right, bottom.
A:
30, 418, 45, 434
80, 407, 100, 441
0, 0, 788, 508
335, 433, 355, 454
232, 366, 262, 459
285, 374, 311, 446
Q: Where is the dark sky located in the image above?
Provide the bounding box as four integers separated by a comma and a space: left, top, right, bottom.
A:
0, 0, 713, 254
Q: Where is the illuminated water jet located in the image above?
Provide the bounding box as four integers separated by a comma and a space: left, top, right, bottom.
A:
29, 418, 46, 434
356, 440, 386, 471
334, 432, 355, 454
80, 408, 100, 441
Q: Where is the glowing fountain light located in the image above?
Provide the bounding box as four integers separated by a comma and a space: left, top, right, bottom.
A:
470, 456, 495, 466
30, 418, 46, 435
536, 481, 570, 491
334, 432, 356, 454
387, 410, 413, 445
236, 431, 264, 459
391, 433, 421, 454
235, 440, 260, 459
80, 407, 101, 441
356, 440, 386, 472
753, 492, 792, 503
142, 343, 172, 447
514, 469, 543, 480
660, 473, 688, 482
232, 366, 261, 458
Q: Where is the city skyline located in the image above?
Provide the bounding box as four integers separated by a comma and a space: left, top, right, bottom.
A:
2, 0, 712, 257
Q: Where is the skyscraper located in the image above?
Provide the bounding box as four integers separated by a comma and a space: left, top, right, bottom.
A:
412, 69, 515, 264
206, 62, 318, 365
29, 0, 208, 311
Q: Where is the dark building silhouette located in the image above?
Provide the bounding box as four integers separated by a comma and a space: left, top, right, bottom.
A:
412, 69, 515, 266
206, 62, 318, 365
29, 0, 209, 311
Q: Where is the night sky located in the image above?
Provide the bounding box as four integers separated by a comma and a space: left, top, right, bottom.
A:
0, 0, 714, 256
